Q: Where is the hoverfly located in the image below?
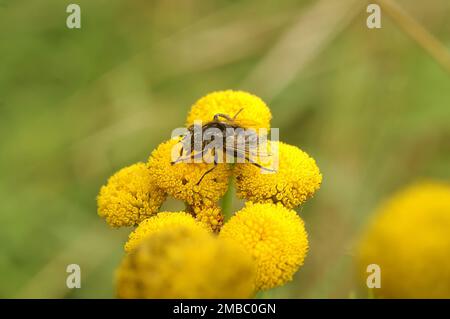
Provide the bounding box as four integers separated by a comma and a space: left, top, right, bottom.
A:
171, 108, 276, 185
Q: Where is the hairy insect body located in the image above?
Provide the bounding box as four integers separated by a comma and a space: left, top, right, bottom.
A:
172, 110, 274, 184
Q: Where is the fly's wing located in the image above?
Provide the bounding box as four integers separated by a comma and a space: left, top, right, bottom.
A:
224, 140, 273, 167
179, 138, 224, 164
224, 147, 275, 172
228, 131, 272, 156
178, 129, 205, 158
200, 140, 221, 163
171, 133, 202, 164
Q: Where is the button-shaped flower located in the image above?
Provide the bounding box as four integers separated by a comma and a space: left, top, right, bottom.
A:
148, 138, 232, 207
220, 202, 309, 290
125, 211, 210, 253
186, 90, 272, 130
189, 204, 224, 232
97, 163, 166, 227
357, 182, 450, 298
235, 141, 322, 209
117, 225, 256, 298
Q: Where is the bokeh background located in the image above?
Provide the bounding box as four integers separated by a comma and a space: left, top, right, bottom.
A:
1, 0, 449, 298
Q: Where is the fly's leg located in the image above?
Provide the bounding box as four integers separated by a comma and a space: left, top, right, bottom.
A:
245, 156, 277, 173
170, 144, 186, 165
196, 149, 219, 185
213, 108, 244, 122
213, 113, 233, 122
171, 150, 205, 165
232, 108, 243, 120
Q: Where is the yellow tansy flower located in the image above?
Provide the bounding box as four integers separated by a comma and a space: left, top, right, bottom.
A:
125, 211, 210, 252
117, 226, 256, 298
235, 141, 322, 209
356, 182, 450, 298
97, 163, 166, 227
97, 89, 324, 298
148, 139, 232, 207
186, 90, 272, 130
189, 204, 224, 232
219, 202, 309, 290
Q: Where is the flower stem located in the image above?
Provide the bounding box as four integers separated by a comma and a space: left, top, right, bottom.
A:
221, 176, 234, 221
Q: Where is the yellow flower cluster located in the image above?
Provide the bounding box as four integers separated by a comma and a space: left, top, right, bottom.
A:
148, 139, 232, 208
97, 90, 322, 298
186, 90, 272, 130
97, 163, 166, 227
220, 202, 309, 290
235, 141, 322, 208
356, 181, 450, 298
117, 225, 256, 298
124, 212, 210, 253
189, 204, 224, 233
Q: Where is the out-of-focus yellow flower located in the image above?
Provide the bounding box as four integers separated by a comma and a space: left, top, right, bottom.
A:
219, 202, 309, 290
189, 204, 224, 232
235, 141, 322, 209
357, 182, 450, 298
117, 226, 256, 298
97, 163, 166, 227
148, 139, 232, 207
186, 90, 272, 130
125, 211, 210, 252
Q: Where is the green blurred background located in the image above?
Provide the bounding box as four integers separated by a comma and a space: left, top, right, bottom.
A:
1, 0, 449, 298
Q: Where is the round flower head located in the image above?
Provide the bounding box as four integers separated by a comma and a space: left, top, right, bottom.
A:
148, 139, 232, 207
125, 211, 210, 252
219, 202, 309, 290
97, 163, 166, 227
235, 141, 322, 209
186, 90, 272, 130
189, 204, 224, 232
117, 226, 256, 298
356, 182, 450, 298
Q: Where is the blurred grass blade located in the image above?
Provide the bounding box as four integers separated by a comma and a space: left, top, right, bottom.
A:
377, 0, 450, 74
242, 0, 364, 101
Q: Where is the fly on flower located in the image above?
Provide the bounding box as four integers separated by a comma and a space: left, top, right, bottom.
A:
171, 109, 276, 184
